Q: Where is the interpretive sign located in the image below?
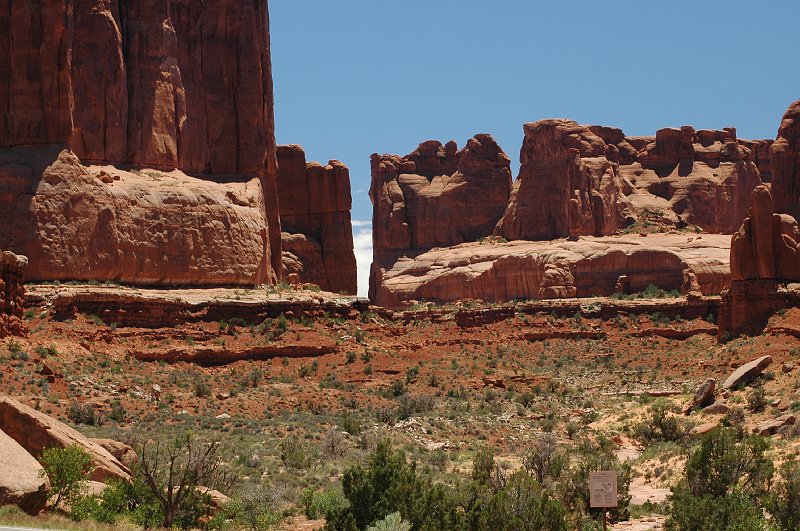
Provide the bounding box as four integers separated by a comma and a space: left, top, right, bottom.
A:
589, 470, 618, 508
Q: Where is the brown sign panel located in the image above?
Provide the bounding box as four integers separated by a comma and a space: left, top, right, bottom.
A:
589, 470, 618, 508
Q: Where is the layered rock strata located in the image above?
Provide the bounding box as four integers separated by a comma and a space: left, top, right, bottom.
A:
719, 100, 800, 339
0, 0, 281, 285
371, 121, 769, 306
0, 251, 26, 338
373, 234, 730, 308
277, 145, 357, 294
369, 135, 513, 299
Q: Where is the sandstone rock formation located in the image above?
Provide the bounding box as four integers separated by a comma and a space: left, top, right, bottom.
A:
0, 0, 282, 285
277, 145, 356, 294
495, 120, 634, 241
771, 100, 800, 218
0, 396, 131, 482
0, 251, 26, 338
717, 101, 800, 339
373, 234, 730, 308
370, 120, 768, 306
0, 428, 49, 515
369, 135, 513, 299
722, 355, 773, 390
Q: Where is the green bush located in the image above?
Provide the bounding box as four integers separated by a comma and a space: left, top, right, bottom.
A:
477, 470, 567, 531
39, 445, 94, 511
326, 441, 462, 530
768, 461, 800, 530
300, 485, 348, 520
665, 427, 774, 530
633, 399, 691, 445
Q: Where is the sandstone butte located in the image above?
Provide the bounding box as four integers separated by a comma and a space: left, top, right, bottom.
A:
718, 99, 800, 338
0, 0, 356, 291
278, 145, 357, 294
370, 119, 773, 307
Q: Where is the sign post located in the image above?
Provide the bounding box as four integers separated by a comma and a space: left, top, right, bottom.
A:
589, 470, 618, 531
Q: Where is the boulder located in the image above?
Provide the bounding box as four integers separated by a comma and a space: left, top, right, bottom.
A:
90, 438, 138, 466
685, 378, 716, 414
753, 414, 796, 436
722, 356, 773, 390
0, 396, 131, 482
691, 422, 719, 437
277, 145, 357, 294
0, 428, 49, 515
0, 0, 282, 286
702, 403, 730, 415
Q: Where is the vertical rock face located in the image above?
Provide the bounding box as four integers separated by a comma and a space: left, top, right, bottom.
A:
277, 145, 357, 294
494, 120, 633, 241
0, 251, 27, 339
369, 135, 513, 299
0, 0, 281, 285
771, 100, 800, 219
370, 120, 769, 306
720, 101, 800, 340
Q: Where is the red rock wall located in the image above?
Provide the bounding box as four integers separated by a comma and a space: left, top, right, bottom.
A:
0, 0, 281, 285
369, 135, 513, 299
494, 120, 633, 241
721, 101, 800, 339
771, 100, 800, 219
0, 251, 26, 338
277, 145, 357, 294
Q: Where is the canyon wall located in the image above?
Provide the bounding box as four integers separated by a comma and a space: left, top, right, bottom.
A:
0, 0, 281, 286
277, 145, 357, 294
371, 120, 771, 306
369, 135, 513, 299
0, 251, 26, 338
720, 100, 800, 338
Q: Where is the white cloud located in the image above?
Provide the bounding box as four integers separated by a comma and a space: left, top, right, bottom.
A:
352, 221, 373, 298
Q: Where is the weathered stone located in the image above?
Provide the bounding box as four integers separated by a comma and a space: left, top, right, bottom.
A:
277, 145, 356, 294
686, 378, 716, 413
702, 403, 730, 415
754, 414, 796, 436
722, 356, 773, 390
0, 251, 27, 339
0, 428, 49, 515
370, 135, 513, 299
691, 421, 719, 437
0, 396, 131, 482
90, 438, 137, 466
0, 0, 282, 286
771, 100, 800, 219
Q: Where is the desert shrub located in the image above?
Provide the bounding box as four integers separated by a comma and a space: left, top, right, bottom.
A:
665, 427, 773, 531
228, 484, 283, 530
366, 512, 411, 531
477, 470, 567, 531
280, 435, 311, 469
326, 441, 462, 530
523, 432, 567, 486
747, 384, 768, 413
633, 398, 691, 445
396, 393, 437, 420
300, 485, 348, 520
39, 445, 94, 511
67, 401, 102, 426
768, 461, 800, 530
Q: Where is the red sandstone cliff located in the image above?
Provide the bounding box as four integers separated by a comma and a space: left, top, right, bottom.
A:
277, 145, 357, 294
0, 251, 26, 338
369, 135, 513, 299
370, 120, 770, 306
0, 0, 282, 285
720, 100, 800, 338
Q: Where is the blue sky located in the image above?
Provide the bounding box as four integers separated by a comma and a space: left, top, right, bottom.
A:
270, 1, 800, 295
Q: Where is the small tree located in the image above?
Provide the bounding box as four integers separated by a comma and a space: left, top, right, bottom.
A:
137, 433, 233, 528
478, 470, 568, 531
39, 445, 94, 511
523, 432, 566, 486
769, 461, 800, 531
666, 427, 774, 531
